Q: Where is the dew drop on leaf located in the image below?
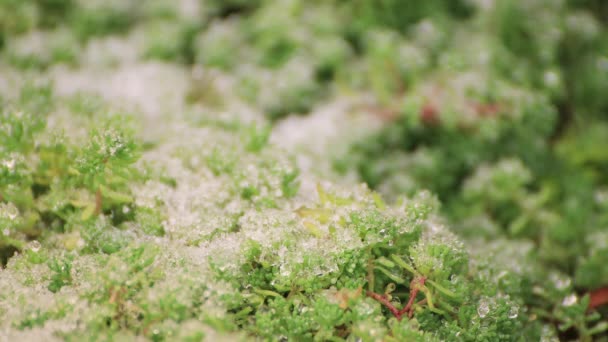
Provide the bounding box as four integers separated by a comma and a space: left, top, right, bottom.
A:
555, 277, 570, 290
477, 299, 490, 318
0, 203, 19, 220
561, 294, 577, 307
28, 240, 41, 253
508, 306, 519, 319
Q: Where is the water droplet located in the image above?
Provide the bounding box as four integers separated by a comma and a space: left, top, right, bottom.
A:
477, 299, 490, 318
508, 306, 519, 319
551, 274, 571, 290
540, 325, 559, 342
543, 71, 560, 88
2, 158, 15, 170
0, 203, 19, 220
562, 294, 577, 307
28, 240, 41, 253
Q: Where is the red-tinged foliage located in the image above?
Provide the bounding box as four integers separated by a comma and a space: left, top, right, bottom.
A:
472, 102, 502, 117
589, 287, 608, 310
420, 102, 439, 125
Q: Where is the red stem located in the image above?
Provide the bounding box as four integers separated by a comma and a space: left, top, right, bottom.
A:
94, 187, 102, 216
366, 291, 402, 319
400, 277, 426, 318
366, 276, 427, 321
399, 286, 419, 317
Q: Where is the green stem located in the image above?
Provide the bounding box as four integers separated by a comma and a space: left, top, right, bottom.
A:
426, 279, 459, 300
390, 254, 418, 275
375, 265, 406, 284
253, 289, 282, 298
367, 252, 375, 292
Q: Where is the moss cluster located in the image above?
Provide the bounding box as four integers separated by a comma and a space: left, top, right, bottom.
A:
0, 94, 527, 340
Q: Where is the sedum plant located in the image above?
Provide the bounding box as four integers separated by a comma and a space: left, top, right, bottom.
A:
0, 78, 556, 340
0, 85, 148, 262
0, 96, 529, 340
